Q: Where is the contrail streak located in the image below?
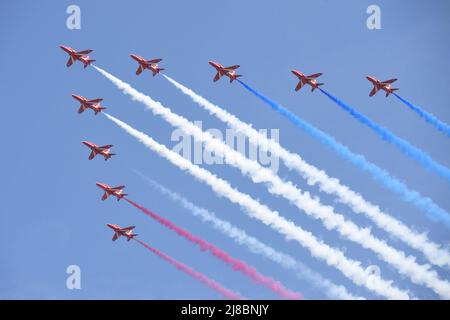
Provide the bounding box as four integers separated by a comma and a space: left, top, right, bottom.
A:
237, 80, 450, 229
103, 111, 409, 299
163, 75, 450, 269
137, 174, 362, 300
126, 198, 302, 299
94, 66, 449, 298
393, 94, 450, 138
319, 89, 450, 182
133, 238, 245, 299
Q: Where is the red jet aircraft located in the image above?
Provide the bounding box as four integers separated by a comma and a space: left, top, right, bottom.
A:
82, 141, 115, 161
60, 45, 95, 68
96, 183, 128, 201
366, 76, 399, 97
72, 94, 106, 115
130, 54, 164, 76
291, 69, 324, 92
208, 61, 242, 83
107, 223, 138, 241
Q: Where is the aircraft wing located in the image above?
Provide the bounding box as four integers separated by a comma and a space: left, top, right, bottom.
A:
99, 145, 113, 150
101, 192, 109, 201
66, 57, 74, 67
88, 98, 103, 103
112, 185, 125, 190
122, 226, 136, 231
88, 151, 96, 160
147, 58, 162, 63
77, 49, 93, 55
112, 233, 119, 241
369, 87, 379, 97
382, 78, 397, 84
78, 106, 86, 114
295, 81, 304, 91
225, 65, 240, 70
307, 73, 322, 79
136, 66, 144, 75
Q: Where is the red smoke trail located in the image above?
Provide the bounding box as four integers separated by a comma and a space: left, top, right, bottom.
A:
134, 238, 244, 300
126, 198, 302, 300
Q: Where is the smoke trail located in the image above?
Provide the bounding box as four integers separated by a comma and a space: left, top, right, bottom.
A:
319, 89, 450, 182
393, 94, 450, 138
103, 112, 410, 299
163, 75, 450, 268
138, 174, 364, 300
237, 80, 450, 229
93, 66, 449, 298
133, 238, 244, 299
126, 198, 302, 299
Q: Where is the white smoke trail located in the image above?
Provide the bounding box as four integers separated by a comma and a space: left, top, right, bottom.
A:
103, 111, 409, 299
136, 173, 364, 300
162, 74, 450, 269
95, 66, 450, 298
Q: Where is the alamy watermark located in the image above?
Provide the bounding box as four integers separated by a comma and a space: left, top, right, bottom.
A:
366, 5, 381, 30
171, 121, 280, 173
66, 5, 81, 30
66, 264, 81, 290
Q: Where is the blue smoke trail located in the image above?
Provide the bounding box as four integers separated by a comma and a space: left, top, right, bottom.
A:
319, 88, 450, 183
237, 80, 450, 228
393, 93, 450, 138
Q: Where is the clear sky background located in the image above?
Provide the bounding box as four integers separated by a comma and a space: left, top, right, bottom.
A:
1, 0, 449, 299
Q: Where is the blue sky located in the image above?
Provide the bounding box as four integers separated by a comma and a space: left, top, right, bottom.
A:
1, 0, 449, 299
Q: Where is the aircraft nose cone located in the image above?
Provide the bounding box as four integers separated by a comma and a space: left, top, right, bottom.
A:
82, 141, 89, 146
208, 61, 215, 66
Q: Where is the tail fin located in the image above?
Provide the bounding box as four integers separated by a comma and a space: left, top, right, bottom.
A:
127, 234, 138, 241
152, 68, 165, 76
105, 153, 116, 161
230, 75, 242, 83
94, 107, 107, 115
386, 88, 398, 97
84, 59, 96, 68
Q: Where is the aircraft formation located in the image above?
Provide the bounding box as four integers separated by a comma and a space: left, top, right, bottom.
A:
62, 45, 399, 233
60, 45, 450, 300
61, 46, 395, 96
